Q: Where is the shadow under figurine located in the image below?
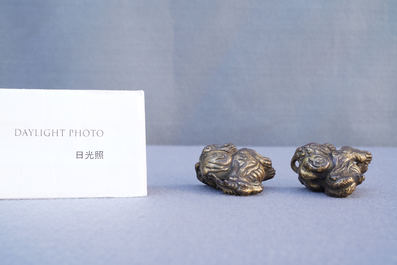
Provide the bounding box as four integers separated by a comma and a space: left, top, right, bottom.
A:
195, 144, 275, 195
291, 143, 372, 197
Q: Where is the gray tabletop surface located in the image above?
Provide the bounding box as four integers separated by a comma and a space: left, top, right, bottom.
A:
1, 146, 396, 265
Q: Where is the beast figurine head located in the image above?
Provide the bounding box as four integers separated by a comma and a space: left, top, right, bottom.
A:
291, 143, 372, 197
195, 144, 275, 195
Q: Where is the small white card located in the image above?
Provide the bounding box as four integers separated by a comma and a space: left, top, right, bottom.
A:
0, 88, 147, 199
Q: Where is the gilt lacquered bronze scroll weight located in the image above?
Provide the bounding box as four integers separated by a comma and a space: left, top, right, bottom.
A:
195, 144, 275, 195
291, 143, 372, 197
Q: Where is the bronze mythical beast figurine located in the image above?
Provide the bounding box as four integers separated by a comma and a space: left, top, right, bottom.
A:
291, 143, 372, 197
195, 144, 275, 195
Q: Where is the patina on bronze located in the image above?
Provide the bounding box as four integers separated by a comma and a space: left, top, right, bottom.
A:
291, 143, 372, 197
195, 144, 275, 195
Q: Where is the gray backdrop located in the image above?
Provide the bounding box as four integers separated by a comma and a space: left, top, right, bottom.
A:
0, 0, 396, 146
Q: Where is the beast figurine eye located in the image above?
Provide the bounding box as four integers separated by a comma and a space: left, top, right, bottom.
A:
203, 146, 213, 152
291, 143, 372, 197
195, 144, 275, 196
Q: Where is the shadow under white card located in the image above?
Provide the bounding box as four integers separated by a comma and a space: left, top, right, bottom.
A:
0, 89, 147, 199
